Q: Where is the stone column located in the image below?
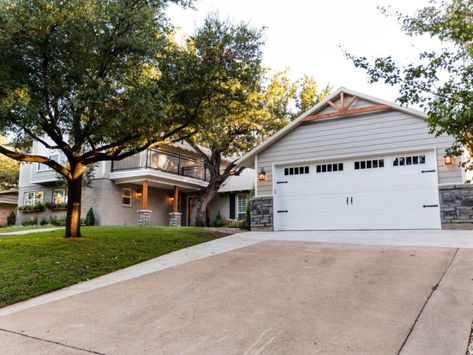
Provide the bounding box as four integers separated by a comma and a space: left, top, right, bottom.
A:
169, 212, 182, 227
137, 209, 152, 227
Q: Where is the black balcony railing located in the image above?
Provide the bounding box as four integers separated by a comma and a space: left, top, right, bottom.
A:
111, 148, 209, 182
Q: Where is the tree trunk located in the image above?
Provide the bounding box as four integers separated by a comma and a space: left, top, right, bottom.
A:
65, 174, 83, 238
190, 183, 220, 227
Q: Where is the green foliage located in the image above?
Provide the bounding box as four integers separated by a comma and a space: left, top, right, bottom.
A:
85, 208, 96, 226
45, 202, 68, 211
213, 211, 224, 227
0, 226, 224, 308
48, 215, 66, 226
39, 217, 48, 226
0, 0, 196, 237
346, 0, 473, 161
18, 203, 46, 213
0, 137, 19, 190
6, 210, 15, 226
262, 70, 332, 135
21, 217, 38, 226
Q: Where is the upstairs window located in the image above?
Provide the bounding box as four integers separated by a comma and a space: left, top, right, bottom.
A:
37, 154, 60, 172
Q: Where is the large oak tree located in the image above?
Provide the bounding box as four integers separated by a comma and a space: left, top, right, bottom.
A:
178, 17, 331, 226
0, 0, 194, 237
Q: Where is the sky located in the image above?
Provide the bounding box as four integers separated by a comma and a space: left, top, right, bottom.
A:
167, 0, 440, 103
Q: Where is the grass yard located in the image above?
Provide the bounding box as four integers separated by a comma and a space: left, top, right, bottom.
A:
0, 226, 226, 308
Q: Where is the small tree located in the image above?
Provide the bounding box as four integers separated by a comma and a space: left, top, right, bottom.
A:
85, 208, 95, 226
6, 210, 16, 226
0, 0, 195, 237
346, 0, 472, 160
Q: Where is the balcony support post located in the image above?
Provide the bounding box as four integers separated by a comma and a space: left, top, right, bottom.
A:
142, 180, 149, 210
173, 185, 179, 213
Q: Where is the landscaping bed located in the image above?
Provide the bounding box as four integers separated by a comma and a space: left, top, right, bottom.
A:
0, 226, 226, 308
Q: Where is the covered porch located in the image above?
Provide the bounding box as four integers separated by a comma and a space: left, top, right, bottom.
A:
110, 172, 208, 227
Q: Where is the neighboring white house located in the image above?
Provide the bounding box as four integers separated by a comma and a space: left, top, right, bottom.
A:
17, 141, 255, 226
240, 87, 473, 231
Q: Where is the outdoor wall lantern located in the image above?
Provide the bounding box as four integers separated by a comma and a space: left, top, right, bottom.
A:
167, 195, 175, 204
444, 154, 454, 165
258, 167, 267, 181
135, 191, 143, 199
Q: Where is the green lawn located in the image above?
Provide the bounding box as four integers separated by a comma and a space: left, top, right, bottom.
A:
0, 226, 226, 308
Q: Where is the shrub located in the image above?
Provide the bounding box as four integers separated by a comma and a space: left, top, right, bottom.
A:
224, 219, 247, 228
48, 215, 66, 226
22, 217, 38, 226
213, 211, 224, 227
39, 217, 48, 226
7, 210, 16, 226
85, 208, 95, 226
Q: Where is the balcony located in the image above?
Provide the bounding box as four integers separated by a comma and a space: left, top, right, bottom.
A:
111, 148, 209, 182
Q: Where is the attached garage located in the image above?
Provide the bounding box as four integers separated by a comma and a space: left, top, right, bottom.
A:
240, 88, 467, 231
274, 150, 440, 230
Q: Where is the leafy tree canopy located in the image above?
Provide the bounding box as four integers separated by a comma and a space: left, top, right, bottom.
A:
0, 136, 19, 190
0, 0, 194, 237
346, 0, 472, 159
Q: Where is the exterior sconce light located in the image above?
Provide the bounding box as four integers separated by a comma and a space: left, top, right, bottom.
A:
135, 191, 143, 199
258, 167, 267, 181
444, 154, 454, 165
167, 196, 175, 204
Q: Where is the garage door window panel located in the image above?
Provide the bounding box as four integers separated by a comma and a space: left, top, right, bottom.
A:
393, 155, 426, 167
316, 163, 343, 174
284, 166, 310, 176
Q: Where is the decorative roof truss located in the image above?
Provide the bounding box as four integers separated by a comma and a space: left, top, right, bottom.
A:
303, 92, 391, 122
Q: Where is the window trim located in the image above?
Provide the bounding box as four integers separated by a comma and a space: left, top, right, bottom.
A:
236, 193, 249, 220
121, 188, 133, 207
52, 189, 68, 205
24, 191, 44, 206
37, 154, 61, 172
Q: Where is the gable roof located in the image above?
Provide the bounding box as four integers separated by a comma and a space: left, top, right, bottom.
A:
237, 87, 427, 167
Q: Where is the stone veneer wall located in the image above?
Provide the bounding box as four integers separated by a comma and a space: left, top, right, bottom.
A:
439, 184, 473, 227
250, 196, 273, 231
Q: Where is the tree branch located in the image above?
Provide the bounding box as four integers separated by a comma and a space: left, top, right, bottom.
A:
0, 145, 71, 178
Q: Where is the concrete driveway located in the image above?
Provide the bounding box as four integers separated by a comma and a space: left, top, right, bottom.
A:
1, 230, 473, 355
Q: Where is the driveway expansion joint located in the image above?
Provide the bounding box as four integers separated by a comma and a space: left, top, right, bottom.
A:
0, 327, 106, 355
397, 248, 459, 354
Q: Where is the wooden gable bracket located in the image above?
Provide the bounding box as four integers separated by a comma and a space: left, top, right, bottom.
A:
303, 92, 391, 122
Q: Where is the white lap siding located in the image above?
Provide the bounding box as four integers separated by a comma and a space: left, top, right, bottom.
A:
257, 108, 461, 197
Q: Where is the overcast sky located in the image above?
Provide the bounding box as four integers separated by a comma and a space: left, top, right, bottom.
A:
167, 0, 440, 103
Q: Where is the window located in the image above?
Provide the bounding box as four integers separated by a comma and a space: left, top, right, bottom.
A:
24, 191, 44, 206
237, 194, 249, 220
284, 166, 310, 176
354, 159, 384, 170
393, 155, 425, 167
53, 189, 67, 204
316, 163, 343, 173
38, 154, 60, 171
122, 188, 133, 206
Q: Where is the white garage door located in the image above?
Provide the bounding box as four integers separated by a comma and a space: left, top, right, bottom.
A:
274, 150, 441, 230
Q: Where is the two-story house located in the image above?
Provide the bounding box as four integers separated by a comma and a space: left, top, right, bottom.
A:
17, 141, 255, 226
